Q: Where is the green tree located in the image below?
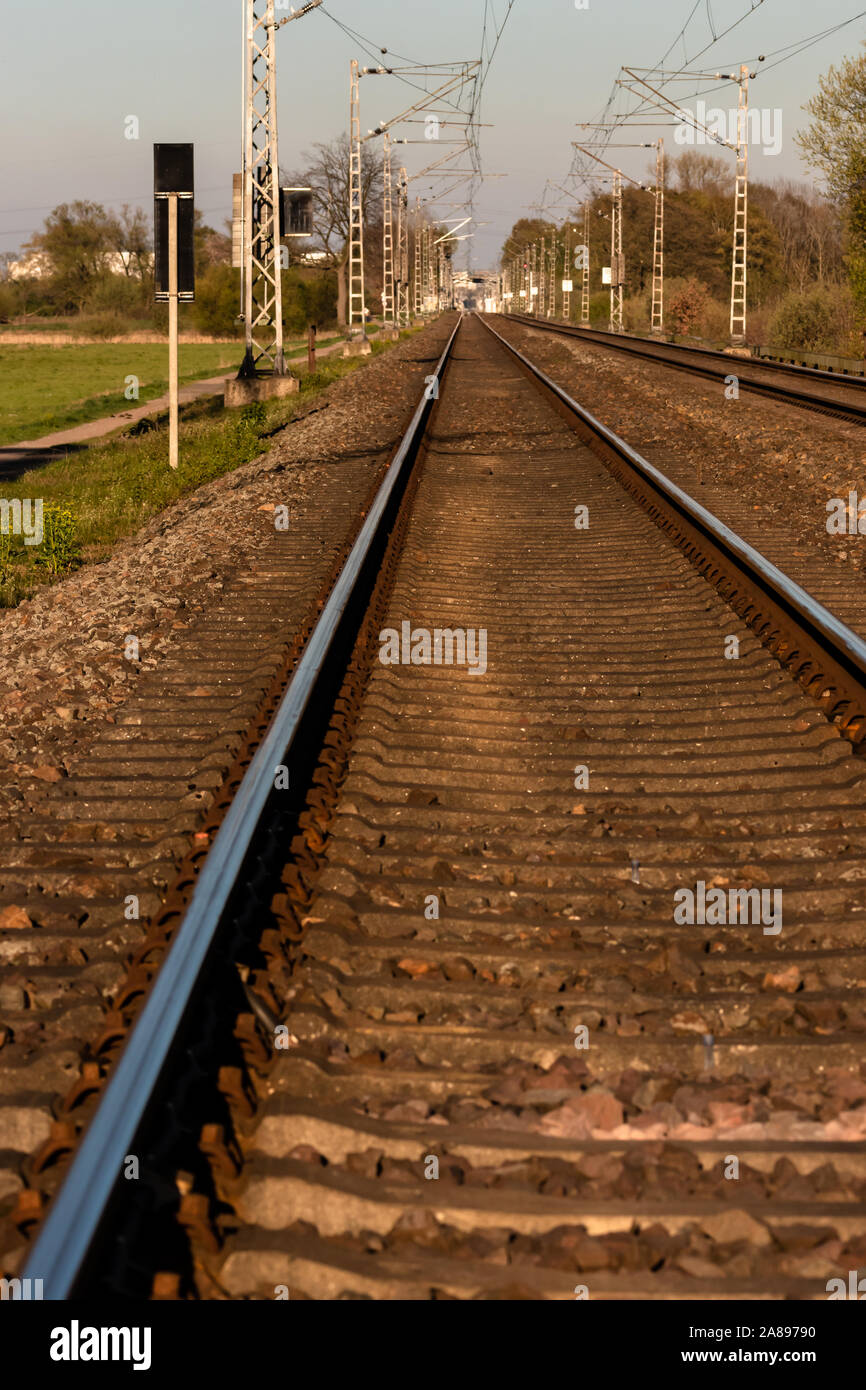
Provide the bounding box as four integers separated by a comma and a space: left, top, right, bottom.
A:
797, 44, 866, 309
281, 267, 338, 334
192, 263, 242, 337
500, 218, 560, 268
24, 201, 118, 311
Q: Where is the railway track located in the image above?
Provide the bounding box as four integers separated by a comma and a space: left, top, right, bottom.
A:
11, 310, 866, 1301
502, 312, 866, 427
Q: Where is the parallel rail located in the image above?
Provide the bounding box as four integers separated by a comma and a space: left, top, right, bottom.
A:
500, 311, 866, 426
22, 320, 462, 1298
22, 310, 866, 1298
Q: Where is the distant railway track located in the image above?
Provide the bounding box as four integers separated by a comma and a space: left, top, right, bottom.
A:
14, 311, 866, 1300
501, 312, 866, 428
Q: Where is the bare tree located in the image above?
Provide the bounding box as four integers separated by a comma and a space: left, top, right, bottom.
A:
672, 151, 730, 196
283, 133, 383, 325
108, 205, 151, 278
752, 179, 843, 290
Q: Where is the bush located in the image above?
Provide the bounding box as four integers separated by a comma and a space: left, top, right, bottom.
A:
0, 528, 13, 583
667, 277, 710, 336
76, 311, 128, 339
698, 296, 730, 343
588, 289, 611, 325
769, 285, 860, 355
84, 273, 147, 317
282, 268, 338, 334
0, 282, 19, 322
33, 505, 80, 576
193, 264, 242, 338
623, 288, 651, 333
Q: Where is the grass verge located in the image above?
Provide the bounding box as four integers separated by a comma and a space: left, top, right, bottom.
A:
0, 326, 425, 608
0, 335, 344, 446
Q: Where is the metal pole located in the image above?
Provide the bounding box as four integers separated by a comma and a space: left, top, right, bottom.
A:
348, 59, 368, 344
413, 200, 422, 317
730, 65, 749, 345
382, 131, 395, 331
610, 171, 624, 334
581, 204, 590, 326
563, 226, 571, 322
548, 236, 556, 318
240, 0, 286, 376
530, 242, 536, 315
651, 139, 665, 335
398, 168, 409, 325
168, 194, 179, 470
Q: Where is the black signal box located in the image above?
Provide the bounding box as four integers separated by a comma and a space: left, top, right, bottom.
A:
153, 143, 195, 301
280, 187, 314, 238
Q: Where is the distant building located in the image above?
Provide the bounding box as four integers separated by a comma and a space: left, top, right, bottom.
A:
7, 249, 151, 281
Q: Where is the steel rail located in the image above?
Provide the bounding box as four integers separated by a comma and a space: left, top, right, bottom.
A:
24, 314, 464, 1299
501, 312, 866, 423
479, 313, 866, 706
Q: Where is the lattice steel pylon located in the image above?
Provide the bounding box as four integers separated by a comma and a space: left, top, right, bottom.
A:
580, 205, 590, 327
240, 0, 286, 376
427, 226, 435, 309
562, 226, 571, 321
419, 223, 427, 309
730, 65, 749, 344
413, 200, 422, 317
547, 237, 556, 319
381, 132, 395, 329
609, 170, 624, 334
397, 167, 409, 326
348, 59, 368, 343
530, 242, 538, 315
651, 139, 665, 335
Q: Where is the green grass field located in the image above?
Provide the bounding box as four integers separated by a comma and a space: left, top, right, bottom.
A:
0, 327, 421, 607
0, 335, 343, 446
0, 343, 243, 445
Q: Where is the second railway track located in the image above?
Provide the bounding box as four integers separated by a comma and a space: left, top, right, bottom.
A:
502, 312, 866, 427
15, 311, 866, 1301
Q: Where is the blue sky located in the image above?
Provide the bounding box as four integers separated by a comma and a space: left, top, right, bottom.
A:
1, 0, 864, 268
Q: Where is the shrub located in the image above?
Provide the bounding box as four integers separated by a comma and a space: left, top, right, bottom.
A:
85, 273, 147, 317
667, 277, 710, 336
0, 529, 12, 583
33, 505, 81, 576
282, 268, 338, 335
193, 264, 242, 338
588, 289, 611, 325
0, 282, 19, 322
768, 284, 861, 355
77, 311, 128, 340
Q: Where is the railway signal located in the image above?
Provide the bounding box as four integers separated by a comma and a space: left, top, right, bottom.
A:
153, 142, 195, 471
